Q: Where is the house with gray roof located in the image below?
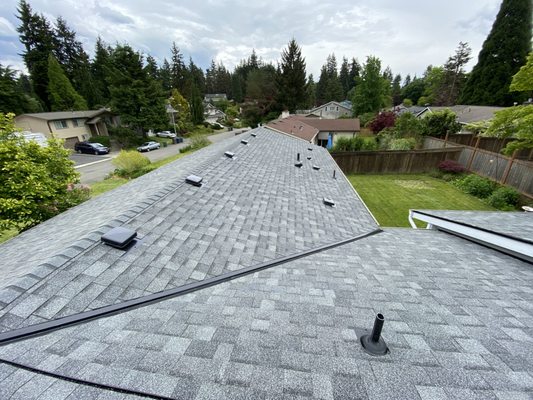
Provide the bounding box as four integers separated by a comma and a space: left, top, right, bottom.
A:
0, 127, 532, 399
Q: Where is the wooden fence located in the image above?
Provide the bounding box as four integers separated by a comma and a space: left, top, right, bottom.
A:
331, 147, 462, 174
440, 133, 533, 160
424, 137, 533, 197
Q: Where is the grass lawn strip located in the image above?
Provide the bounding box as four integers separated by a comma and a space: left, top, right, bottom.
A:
348, 174, 495, 228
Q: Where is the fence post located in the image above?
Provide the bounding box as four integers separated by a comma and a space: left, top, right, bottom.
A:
443, 131, 449, 148
467, 136, 480, 171
501, 150, 517, 185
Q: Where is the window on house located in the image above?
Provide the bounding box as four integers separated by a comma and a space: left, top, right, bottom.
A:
317, 139, 328, 148
53, 120, 68, 129
72, 119, 84, 127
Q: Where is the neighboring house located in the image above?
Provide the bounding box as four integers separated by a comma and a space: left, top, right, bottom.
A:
396, 105, 506, 125
204, 102, 226, 124
204, 93, 227, 103
266, 115, 360, 148
0, 127, 531, 399
309, 100, 352, 119
14, 108, 117, 149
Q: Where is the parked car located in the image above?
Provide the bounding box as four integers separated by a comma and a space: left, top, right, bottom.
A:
156, 131, 176, 138
137, 141, 161, 152
74, 141, 110, 155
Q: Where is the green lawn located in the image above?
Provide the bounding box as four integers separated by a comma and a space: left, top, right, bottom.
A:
348, 174, 496, 227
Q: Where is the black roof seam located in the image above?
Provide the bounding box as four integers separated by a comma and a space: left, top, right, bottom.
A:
0, 229, 383, 346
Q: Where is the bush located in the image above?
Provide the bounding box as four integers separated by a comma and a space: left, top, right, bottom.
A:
112, 150, 151, 178
0, 113, 81, 230
369, 112, 396, 133
88, 135, 111, 148
108, 126, 144, 148
361, 137, 378, 151
454, 175, 496, 198
332, 137, 364, 152
487, 187, 520, 210
422, 109, 461, 137
190, 134, 210, 150
358, 112, 376, 127
388, 138, 417, 150
438, 160, 465, 174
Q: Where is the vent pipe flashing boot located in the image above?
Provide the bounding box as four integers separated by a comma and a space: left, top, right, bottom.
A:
360, 313, 389, 355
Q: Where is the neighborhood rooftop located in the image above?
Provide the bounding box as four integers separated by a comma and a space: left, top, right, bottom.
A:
0, 127, 532, 399
17, 109, 111, 121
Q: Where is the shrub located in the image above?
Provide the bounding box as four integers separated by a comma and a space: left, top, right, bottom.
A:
358, 112, 376, 127
62, 184, 91, 208
388, 138, 417, 150
438, 160, 465, 174
487, 187, 520, 210
190, 134, 210, 150
369, 111, 396, 133
112, 150, 151, 178
1, 113, 81, 230
454, 175, 496, 198
361, 137, 378, 151
422, 109, 461, 137
108, 126, 144, 148
332, 137, 364, 152
88, 135, 111, 148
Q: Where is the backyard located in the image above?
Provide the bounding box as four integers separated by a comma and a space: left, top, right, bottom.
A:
348, 174, 495, 227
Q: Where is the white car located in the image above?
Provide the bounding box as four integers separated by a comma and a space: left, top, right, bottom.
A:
156, 131, 176, 138
137, 141, 161, 152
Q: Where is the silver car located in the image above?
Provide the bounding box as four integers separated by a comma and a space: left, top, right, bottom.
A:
156, 131, 176, 138
137, 141, 161, 152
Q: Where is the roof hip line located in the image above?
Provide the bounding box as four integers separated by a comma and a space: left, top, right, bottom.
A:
0, 229, 382, 347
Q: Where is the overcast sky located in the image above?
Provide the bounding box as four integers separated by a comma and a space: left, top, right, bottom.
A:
0, 0, 501, 80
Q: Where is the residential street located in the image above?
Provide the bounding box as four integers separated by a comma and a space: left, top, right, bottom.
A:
75, 128, 249, 184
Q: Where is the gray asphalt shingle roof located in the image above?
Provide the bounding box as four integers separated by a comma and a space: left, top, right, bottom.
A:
0, 127, 532, 399
1, 229, 532, 399
413, 210, 533, 243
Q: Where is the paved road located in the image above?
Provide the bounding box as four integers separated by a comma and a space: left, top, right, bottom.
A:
76, 129, 250, 184
76, 141, 190, 184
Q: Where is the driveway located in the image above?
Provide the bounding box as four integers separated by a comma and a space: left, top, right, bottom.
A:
75, 141, 190, 184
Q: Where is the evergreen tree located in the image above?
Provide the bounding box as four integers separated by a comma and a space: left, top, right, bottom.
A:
352, 56, 391, 116
277, 39, 307, 113
53, 16, 94, 106
231, 73, 244, 102
0, 64, 38, 114
170, 42, 187, 93
316, 54, 343, 104
460, 0, 532, 105
90, 37, 112, 107
339, 57, 351, 99
401, 77, 426, 105
159, 58, 172, 94
190, 85, 204, 125
348, 58, 361, 92
306, 74, 316, 108
107, 45, 167, 134
510, 52, 533, 93
47, 54, 87, 111
436, 42, 471, 105
391, 74, 402, 106
145, 55, 159, 80
16, 0, 56, 110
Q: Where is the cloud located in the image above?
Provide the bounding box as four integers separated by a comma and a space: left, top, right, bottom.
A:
0, 0, 503, 79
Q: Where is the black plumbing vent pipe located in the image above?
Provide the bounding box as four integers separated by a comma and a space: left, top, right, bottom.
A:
297, 153, 300, 161
333, 170, 336, 179
295, 161, 303, 168
360, 313, 389, 356
307, 156, 311, 160
308, 147, 313, 151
